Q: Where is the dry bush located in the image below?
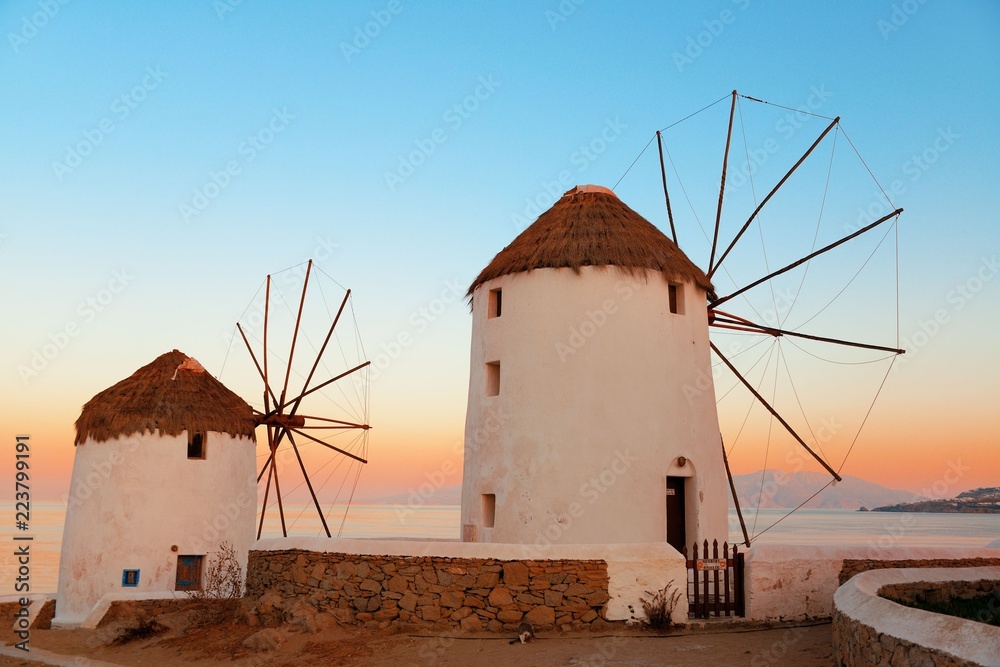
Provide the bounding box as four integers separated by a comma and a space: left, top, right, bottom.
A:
186, 541, 245, 625
640, 579, 683, 630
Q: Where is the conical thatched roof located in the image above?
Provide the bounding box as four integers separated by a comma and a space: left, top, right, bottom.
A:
74, 350, 256, 445
468, 185, 712, 297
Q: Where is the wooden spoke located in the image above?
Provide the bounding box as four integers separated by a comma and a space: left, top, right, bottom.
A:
286, 430, 332, 538
280, 259, 313, 406
295, 414, 370, 429
257, 449, 274, 483
288, 288, 351, 418
710, 208, 903, 309
270, 438, 287, 538
655, 130, 678, 245
709, 90, 738, 274
237, 324, 279, 408
721, 436, 750, 547
289, 427, 367, 464
280, 361, 371, 409
257, 452, 274, 540
710, 310, 905, 354
711, 341, 842, 482
709, 117, 840, 280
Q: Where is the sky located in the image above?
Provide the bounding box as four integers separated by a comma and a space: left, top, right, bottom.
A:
1, 1, 998, 509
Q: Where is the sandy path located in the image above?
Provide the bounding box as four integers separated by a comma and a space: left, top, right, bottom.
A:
1, 622, 833, 667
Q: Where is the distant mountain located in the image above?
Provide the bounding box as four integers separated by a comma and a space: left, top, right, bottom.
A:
373, 484, 462, 506
871, 487, 1000, 514
730, 470, 924, 510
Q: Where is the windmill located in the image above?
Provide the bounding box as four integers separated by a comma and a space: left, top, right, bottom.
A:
644, 90, 906, 545
228, 259, 371, 539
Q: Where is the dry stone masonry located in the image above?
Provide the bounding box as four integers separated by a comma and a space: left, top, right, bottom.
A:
245, 549, 611, 632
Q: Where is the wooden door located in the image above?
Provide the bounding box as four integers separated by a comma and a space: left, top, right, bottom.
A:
175, 555, 203, 591
666, 476, 686, 552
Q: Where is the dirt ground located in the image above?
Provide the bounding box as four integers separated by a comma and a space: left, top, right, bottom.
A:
0, 620, 834, 667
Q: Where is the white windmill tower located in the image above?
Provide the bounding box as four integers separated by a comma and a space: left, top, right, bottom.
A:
460, 184, 729, 550
53, 350, 258, 627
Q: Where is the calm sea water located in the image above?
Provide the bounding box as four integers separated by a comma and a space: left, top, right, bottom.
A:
1, 502, 996, 595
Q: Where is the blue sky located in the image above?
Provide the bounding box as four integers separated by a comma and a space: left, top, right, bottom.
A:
1, 1, 998, 502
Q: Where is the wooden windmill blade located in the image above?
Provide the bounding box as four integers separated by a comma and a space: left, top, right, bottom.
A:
235, 259, 371, 540
648, 90, 906, 544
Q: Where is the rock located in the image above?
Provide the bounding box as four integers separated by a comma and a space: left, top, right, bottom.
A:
524, 606, 555, 627
477, 571, 501, 588
544, 590, 563, 607
399, 593, 419, 612
579, 610, 598, 623
335, 562, 356, 579
489, 586, 514, 607
441, 591, 464, 608
496, 608, 523, 624
419, 605, 441, 622
360, 579, 383, 594
460, 614, 483, 632
388, 576, 409, 594
503, 562, 530, 587
242, 628, 285, 651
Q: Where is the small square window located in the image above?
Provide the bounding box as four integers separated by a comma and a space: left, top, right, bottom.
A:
122, 569, 140, 587
488, 288, 502, 318
482, 494, 496, 528
485, 361, 500, 397
188, 431, 206, 459
668, 283, 684, 315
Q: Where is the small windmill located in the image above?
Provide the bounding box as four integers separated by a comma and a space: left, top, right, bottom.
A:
231, 259, 371, 539
648, 90, 906, 545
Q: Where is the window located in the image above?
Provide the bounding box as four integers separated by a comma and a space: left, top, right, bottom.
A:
485, 361, 500, 397
482, 494, 496, 528
187, 431, 206, 459
488, 288, 503, 318
175, 555, 203, 591
668, 283, 684, 315
121, 569, 140, 587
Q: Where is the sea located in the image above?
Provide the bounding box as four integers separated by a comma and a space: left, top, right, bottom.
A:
2, 501, 996, 596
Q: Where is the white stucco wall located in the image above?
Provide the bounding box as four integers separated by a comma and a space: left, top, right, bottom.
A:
53, 430, 256, 627
462, 267, 728, 547
744, 544, 995, 622
254, 537, 689, 625
834, 566, 1000, 665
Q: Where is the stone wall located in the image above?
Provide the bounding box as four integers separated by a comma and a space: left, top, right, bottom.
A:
246, 549, 611, 632
879, 578, 999, 608
832, 566, 1000, 667
839, 557, 1000, 585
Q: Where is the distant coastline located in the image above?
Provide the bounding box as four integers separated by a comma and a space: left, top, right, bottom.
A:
868, 487, 1000, 514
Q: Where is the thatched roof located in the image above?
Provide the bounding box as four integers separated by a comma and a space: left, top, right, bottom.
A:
468, 185, 712, 296
74, 350, 256, 445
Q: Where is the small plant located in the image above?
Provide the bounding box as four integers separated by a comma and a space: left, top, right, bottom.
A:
186, 541, 245, 625
112, 617, 165, 644
640, 579, 683, 630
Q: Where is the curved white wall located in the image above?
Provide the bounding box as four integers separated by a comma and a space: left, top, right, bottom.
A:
461, 266, 727, 547
54, 430, 256, 626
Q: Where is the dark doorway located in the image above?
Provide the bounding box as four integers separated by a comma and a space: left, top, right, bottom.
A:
666, 476, 686, 552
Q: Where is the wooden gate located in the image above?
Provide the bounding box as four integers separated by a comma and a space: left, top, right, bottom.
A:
682, 539, 745, 618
